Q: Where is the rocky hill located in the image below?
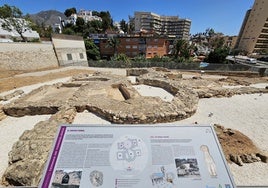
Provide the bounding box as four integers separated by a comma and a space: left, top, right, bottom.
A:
29, 10, 66, 26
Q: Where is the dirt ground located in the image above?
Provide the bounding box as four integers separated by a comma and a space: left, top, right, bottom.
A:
0, 68, 94, 93
214, 124, 267, 165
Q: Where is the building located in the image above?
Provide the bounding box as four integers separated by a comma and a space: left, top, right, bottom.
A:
99, 36, 170, 59
77, 10, 102, 22
52, 34, 88, 67
134, 11, 191, 40
236, 0, 268, 54
63, 10, 102, 26
64, 14, 77, 25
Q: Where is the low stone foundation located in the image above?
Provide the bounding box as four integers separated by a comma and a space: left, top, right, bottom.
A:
3, 72, 199, 124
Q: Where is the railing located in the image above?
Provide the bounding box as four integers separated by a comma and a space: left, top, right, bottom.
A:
88, 61, 253, 72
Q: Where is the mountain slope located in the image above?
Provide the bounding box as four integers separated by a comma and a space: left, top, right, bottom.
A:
30, 10, 66, 26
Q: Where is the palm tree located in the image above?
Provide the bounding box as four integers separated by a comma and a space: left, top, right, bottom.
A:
172, 39, 195, 61
106, 37, 120, 55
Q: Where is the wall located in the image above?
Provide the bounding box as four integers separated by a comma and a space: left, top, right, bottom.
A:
52, 34, 88, 67
0, 42, 59, 70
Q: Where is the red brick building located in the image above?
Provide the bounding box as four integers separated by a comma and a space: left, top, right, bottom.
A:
99, 36, 170, 59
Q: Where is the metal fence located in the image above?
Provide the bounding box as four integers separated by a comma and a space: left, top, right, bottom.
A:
88, 61, 256, 72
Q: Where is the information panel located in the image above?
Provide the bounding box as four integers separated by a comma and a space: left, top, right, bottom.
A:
40, 125, 236, 188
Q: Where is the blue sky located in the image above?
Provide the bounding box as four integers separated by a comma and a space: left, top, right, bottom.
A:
1, 0, 254, 35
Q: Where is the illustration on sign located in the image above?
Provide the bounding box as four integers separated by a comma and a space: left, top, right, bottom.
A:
110, 135, 148, 176
200, 145, 217, 177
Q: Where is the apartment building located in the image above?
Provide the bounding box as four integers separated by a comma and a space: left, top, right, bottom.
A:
236, 0, 268, 54
134, 11, 191, 40
99, 36, 169, 59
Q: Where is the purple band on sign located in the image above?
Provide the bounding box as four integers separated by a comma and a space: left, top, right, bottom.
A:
41, 126, 66, 188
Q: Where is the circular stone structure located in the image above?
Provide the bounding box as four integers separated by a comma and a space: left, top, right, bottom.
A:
3, 71, 199, 124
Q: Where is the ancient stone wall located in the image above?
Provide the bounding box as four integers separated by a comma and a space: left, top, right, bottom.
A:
0, 43, 59, 71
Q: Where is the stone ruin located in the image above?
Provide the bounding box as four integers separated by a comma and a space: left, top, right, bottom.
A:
1, 68, 268, 186
3, 70, 199, 124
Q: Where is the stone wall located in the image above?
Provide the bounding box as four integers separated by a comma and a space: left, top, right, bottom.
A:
0, 42, 59, 71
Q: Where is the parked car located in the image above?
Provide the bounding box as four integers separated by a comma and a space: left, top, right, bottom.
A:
246, 58, 257, 64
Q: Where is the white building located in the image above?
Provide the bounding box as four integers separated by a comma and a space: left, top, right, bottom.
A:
65, 14, 77, 25
77, 10, 102, 22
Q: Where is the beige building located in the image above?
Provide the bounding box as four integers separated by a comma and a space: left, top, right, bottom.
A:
134, 11, 191, 40
236, 0, 268, 54
52, 34, 88, 67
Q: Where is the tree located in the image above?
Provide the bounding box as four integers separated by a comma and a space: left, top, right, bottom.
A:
209, 36, 225, 49
89, 20, 102, 33
73, 17, 85, 34
106, 37, 120, 55
84, 39, 100, 60
119, 19, 128, 33
111, 53, 131, 68
0, 4, 30, 42
173, 39, 186, 58
0, 4, 22, 18
206, 48, 229, 64
64, 7, 77, 17
205, 28, 215, 38
62, 27, 75, 35
99, 11, 112, 32
82, 20, 102, 38
172, 39, 192, 60
92, 11, 100, 17
128, 16, 135, 34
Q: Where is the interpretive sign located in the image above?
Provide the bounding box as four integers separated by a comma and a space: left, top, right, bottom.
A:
40, 125, 236, 188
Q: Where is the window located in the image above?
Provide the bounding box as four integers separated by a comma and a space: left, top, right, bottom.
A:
132, 45, 137, 49
80, 53, 84, 59
126, 45, 131, 49
67, 54, 72, 60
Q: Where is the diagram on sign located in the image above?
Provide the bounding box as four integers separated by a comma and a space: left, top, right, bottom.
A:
117, 138, 141, 162
110, 135, 148, 176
